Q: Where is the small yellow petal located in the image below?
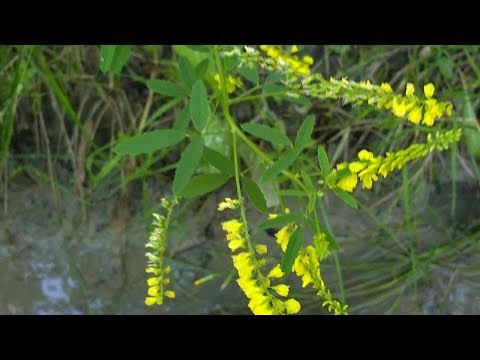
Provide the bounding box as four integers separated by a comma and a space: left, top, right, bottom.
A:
407, 107, 422, 124
424, 83, 435, 98
406, 83, 415, 96
255, 244, 268, 255
291, 45, 299, 53
267, 265, 284, 278
284, 298, 301, 314
164, 290, 176, 299
271, 284, 290, 297
380, 83, 393, 93
147, 277, 158, 287
147, 285, 160, 296
145, 297, 158, 306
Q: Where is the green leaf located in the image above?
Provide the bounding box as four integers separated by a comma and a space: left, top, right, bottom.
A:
265, 72, 286, 84
179, 56, 197, 89
99, 45, 131, 74
224, 55, 239, 72
241, 123, 291, 147
462, 90, 480, 156
332, 187, 357, 209
114, 130, 184, 156
147, 79, 189, 98
190, 80, 210, 132
306, 218, 340, 251
243, 176, 267, 213
203, 146, 235, 176
263, 83, 286, 95
239, 66, 259, 84
173, 103, 191, 132
301, 169, 315, 193
195, 58, 210, 79
295, 115, 315, 153
280, 227, 304, 276
318, 146, 331, 177
173, 136, 204, 195
179, 174, 230, 198
261, 150, 297, 184
258, 213, 302, 230
184, 45, 211, 53
307, 194, 316, 214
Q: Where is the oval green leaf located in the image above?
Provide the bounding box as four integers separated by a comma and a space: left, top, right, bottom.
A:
147, 79, 189, 98
173, 136, 204, 195
318, 146, 331, 177
280, 226, 304, 276
179, 174, 230, 198
114, 130, 184, 156
203, 146, 235, 176
173, 103, 191, 132
179, 56, 197, 89
190, 80, 210, 132
99, 45, 131, 74
333, 187, 357, 209
295, 115, 315, 153
239, 66, 259, 84
241, 122, 291, 147
243, 176, 267, 213
261, 150, 297, 184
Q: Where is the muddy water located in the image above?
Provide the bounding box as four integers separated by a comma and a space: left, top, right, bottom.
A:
1, 172, 480, 314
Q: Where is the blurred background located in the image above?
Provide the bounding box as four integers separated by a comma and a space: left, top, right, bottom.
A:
1, 45, 479, 314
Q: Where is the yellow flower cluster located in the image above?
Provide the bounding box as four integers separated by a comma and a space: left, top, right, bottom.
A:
293, 246, 348, 315
222, 46, 453, 127
259, 45, 314, 76
329, 129, 462, 192
145, 198, 178, 306
272, 219, 347, 315
217, 197, 240, 211
214, 73, 243, 94
221, 217, 301, 315
294, 76, 453, 127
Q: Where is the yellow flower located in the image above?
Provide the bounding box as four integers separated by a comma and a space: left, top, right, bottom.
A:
284, 299, 301, 314
407, 106, 422, 124
164, 290, 176, 299
221, 219, 243, 234
406, 83, 415, 96
145, 296, 161, 306
214, 73, 243, 94
270, 284, 290, 297
275, 225, 292, 252
255, 244, 268, 255
290, 45, 299, 53
228, 238, 246, 252
424, 83, 435, 98
380, 82, 393, 93
218, 197, 240, 211
267, 265, 284, 278
337, 173, 358, 193
349, 161, 367, 173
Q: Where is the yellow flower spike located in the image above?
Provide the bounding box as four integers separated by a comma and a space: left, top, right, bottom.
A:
255, 244, 268, 255
271, 284, 290, 297
424, 83, 435, 98
407, 106, 422, 124
267, 265, 284, 279
284, 299, 301, 314
406, 83, 415, 96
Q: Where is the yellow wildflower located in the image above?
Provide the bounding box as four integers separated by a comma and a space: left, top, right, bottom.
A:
407, 106, 422, 124
271, 284, 290, 297
255, 244, 268, 255
284, 299, 301, 314
424, 83, 435, 98
214, 73, 243, 94
406, 83, 415, 96
218, 197, 240, 211
267, 264, 284, 278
